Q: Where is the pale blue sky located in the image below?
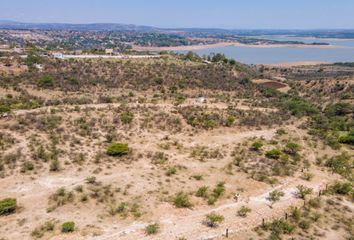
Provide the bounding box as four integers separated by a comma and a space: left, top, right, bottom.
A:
1, 0, 354, 29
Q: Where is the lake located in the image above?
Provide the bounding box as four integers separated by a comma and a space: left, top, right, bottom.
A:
180, 36, 354, 64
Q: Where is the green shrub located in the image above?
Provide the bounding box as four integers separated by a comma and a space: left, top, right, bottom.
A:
212, 182, 225, 198
267, 190, 285, 204
31, 221, 55, 238
145, 223, 159, 235
107, 143, 129, 156
339, 130, 354, 145
264, 219, 296, 238
296, 185, 313, 199
49, 159, 60, 172
38, 75, 55, 88
165, 167, 177, 176
284, 143, 300, 155
237, 206, 252, 217
120, 112, 134, 124
173, 192, 192, 208
195, 186, 208, 198
0, 198, 17, 215
290, 207, 302, 223
204, 213, 224, 228
325, 153, 352, 179
298, 220, 311, 230
251, 141, 263, 151
61, 221, 75, 233
332, 182, 353, 195
266, 149, 282, 159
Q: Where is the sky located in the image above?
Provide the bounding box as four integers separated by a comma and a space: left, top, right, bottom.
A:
1, 0, 354, 29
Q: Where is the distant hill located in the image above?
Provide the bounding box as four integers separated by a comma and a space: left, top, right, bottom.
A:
0, 20, 157, 32
1, 20, 354, 38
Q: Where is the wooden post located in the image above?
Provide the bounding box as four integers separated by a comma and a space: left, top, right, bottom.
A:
225, 228, 229, 238
318, 190, 321, 197
262, 218, 265, 227
285, 213, 288, 220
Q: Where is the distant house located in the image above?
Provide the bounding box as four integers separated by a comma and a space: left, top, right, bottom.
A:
197, 97, 206, 103
0, 44, 10, 49
74, 50, 83, 55
53, 52, 64, 59
34, 64, 43, 71
105, 49, 114, 55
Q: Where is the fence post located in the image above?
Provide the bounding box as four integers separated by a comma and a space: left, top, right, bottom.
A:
225, 228, 229, 238
285, 213, 288, 220
262, 218, 265, 227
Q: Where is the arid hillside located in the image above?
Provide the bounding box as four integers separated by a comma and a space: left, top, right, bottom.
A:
0, 55, 353, 240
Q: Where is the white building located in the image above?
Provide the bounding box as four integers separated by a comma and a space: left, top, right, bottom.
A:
53, 52, 64, 59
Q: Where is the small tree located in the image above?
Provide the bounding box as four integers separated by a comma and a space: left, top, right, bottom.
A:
296, 185, 313, 199
204, 213, 224, 228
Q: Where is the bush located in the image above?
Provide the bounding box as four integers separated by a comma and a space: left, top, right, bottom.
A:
61, 221, 75, 233
251, 141, 263, 151
204, 213, 224, 228
267, 190, 285, 204
120, 112, 134, 124
265, 219, 296, 238
173, 192, 192, 208
266, 149, 282, 159
237, 206, 252, 217
332, 182, 353, 195
38, 75, 55, 88
325, 153, 352, 179
145, 223, 159, 235
284, 143, 300, 155
339, 130, 354, 145
195, 186, 208, 198
0, 198, 17, 215
213, 182, 225, 198
165, 167, 177, 176
296, 185, 313, 199
107, 143, 129, 156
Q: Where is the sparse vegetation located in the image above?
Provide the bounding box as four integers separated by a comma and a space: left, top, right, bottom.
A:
0, 198, 17, 215
106, 143, 129, 156
61, 221, 75, 233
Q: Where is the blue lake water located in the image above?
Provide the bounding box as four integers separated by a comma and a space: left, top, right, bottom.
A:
180, 37, 354, 64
